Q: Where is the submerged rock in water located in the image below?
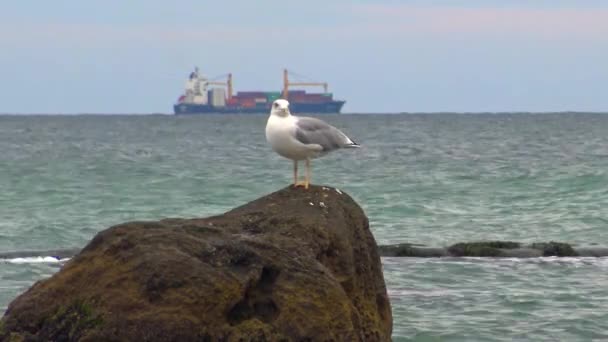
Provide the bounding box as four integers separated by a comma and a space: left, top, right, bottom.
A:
447, 241, 522, 257
529, 242, 577, 257
377, 243, 448, 257
1, 185, 392, 341
379, 241, 594, 258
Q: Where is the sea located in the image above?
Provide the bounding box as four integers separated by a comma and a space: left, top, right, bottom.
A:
1, 113, 608, 341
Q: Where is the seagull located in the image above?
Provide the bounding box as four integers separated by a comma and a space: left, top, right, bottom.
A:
265, 99, 360, 189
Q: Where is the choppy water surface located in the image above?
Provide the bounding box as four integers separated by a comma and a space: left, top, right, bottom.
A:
1, 113, 608, 341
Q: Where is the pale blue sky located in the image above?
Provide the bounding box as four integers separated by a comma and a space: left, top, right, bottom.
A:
1, 0, 607, 113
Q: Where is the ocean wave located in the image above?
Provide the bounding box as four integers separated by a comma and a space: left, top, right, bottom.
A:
3, 256, 70, 264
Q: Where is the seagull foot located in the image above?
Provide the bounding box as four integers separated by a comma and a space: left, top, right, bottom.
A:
294, 181, 309, 189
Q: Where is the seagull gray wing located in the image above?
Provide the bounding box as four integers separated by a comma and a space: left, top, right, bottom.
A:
294, 116, 359, 152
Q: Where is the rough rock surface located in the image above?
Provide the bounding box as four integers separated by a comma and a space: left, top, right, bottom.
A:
1, 185, 392, 341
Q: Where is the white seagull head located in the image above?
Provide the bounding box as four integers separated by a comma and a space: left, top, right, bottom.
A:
270, 99, 291, 117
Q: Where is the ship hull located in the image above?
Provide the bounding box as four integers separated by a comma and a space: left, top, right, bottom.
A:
173, 101, 345, 115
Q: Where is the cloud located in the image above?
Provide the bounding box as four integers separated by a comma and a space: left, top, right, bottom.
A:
1, 4, 607, 49
0, 23, 254, 47
350, 4, 608, 40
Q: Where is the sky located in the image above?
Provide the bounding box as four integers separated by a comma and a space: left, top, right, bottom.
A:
1, 0, 607, 113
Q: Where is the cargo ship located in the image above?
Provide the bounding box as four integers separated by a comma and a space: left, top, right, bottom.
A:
173, 68, 346, 114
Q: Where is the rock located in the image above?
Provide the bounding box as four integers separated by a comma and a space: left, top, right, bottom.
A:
379, 241, 584, 258
498, 248, 543, 258
447, 241, 521, 257
1, 185, 392, 341
574, 247, 608, 257
378, 244, 448, 257
529, 242, 577, 257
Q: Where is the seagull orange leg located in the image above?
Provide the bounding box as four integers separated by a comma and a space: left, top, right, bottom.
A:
305, 158, 311, 189
293, 160, 299, 186
294, 159, 310, 188
294, 160, 307, 188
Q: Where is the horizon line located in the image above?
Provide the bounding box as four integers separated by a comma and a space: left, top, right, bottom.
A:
2, 111, 608, 116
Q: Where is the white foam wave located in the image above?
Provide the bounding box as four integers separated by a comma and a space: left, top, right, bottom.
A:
462, 256, 608, 265
4, 256, 70, 264
383, 256, 608, 267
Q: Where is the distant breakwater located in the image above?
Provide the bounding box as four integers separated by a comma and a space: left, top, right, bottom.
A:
379, 241, 608, 258
2, 241, 608, 262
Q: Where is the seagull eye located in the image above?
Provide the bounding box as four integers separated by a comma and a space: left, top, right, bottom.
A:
274, 103, 279, 108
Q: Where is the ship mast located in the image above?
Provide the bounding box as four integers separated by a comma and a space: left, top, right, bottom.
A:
207, 73, 233, 100
227, 73, 233, 100
283, 69, 289, 99
282, 69, 329, 99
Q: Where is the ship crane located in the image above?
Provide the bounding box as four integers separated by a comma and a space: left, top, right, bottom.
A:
207, 73, 233, 99
282, 69, 328, 99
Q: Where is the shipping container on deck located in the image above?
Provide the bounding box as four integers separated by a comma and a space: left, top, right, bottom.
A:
236, 91, 267, 98
239, 98, 256, 107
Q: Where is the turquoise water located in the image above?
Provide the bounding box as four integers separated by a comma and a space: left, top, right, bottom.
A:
1, 113, 608, 341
